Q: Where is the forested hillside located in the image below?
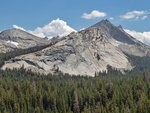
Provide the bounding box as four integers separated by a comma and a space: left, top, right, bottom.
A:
0, 68, 150, 113
0, 44, 150, 113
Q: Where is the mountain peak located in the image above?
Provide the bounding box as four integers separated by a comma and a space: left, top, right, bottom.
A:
93, 19, 112, 28
0, 28, 50, 53
91, 19, 135, 44
1, 28, 25, 34
118, 25, 123, 31
100, 19, 111, 23
0, 28, 40, 40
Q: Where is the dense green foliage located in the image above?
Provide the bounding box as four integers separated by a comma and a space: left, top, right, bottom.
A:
127, 55, 150, 75
0, 68, 150, 113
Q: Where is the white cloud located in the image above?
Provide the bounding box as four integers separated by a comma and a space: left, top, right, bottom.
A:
141, 16, 147, 20
13, 18, 76, 38
125, 29, 150, 46
109, 17, 114, 20
120, 10, 148, 20
28, 18, 76, 38
13, 25, 26, 31
81, 10, 107, 19
80, 28, 85, 31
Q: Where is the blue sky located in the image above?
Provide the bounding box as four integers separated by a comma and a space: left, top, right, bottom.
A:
0, 0, 150, 32
1, 0, 150, 45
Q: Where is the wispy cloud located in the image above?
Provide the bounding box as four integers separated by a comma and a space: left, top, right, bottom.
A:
125, 29, 150, 46
120, 10, 148, 20
13, 25, 26, 31
141, 16, 148, 20
81, 10, 107, 19
80, 28, 85, 31
109, 17, 114, 20
13, 18, 76, 38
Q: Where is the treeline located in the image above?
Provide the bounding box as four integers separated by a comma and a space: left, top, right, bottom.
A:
0, 38, 60, 67
0, 45, 48, 67
0, 68, 150, 113
127, 55, 150, 75
0, 39, 150, 112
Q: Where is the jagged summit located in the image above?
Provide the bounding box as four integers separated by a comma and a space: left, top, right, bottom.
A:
92, 19, 136, 44
93, 19, 111, 25
118, 25, 123, 30
92, 19, 113, 29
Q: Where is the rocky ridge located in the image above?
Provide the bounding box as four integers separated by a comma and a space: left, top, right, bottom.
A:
1, 20, 150, 76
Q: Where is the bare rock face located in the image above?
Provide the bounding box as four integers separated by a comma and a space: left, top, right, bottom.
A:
92, 20, 136, 44
93, 19, 150, 57
2, 27, 132, 76
0, 28, 50, 53
2, 20, 150, 76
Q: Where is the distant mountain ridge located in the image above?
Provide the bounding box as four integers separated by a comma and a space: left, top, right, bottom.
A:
0, 28, 50, 53
1, 20, 150, 76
